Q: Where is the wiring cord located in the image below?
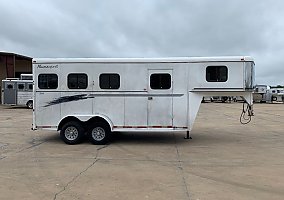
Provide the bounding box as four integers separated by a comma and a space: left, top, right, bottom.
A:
240, 102, 254, 124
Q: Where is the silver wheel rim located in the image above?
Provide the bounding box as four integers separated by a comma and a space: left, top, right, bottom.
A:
91, 127, 105, 141
64, 126, 79, 141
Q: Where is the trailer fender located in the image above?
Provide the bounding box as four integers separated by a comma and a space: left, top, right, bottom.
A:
58, 115, 114, 131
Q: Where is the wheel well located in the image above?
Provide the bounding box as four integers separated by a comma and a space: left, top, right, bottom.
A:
58, 116, 111, 131
58, 116, 81, 131
26, 100, 32, 105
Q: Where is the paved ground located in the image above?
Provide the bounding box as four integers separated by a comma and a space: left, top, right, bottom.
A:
0, 103, 283, 200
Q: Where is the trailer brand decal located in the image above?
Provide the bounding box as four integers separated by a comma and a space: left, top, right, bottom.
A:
44, 94, 94, 107
37, 64, 59, 69
44, 93, 184, 107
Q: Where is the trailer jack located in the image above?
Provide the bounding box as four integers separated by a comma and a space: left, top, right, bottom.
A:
184, 131, 192, 139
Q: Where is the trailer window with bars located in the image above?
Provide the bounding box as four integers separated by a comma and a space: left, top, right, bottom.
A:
29, 84, 33, 90
6, 84, 13, 89
68, 73, 88, 89
18, 84, 25, 90
38, 74, 58, 89
150, 73, 171, 89
99, 73, 120, 89
206, 66, 228, 82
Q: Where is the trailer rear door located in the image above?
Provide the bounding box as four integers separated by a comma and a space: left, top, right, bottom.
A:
3, 81, 17, 104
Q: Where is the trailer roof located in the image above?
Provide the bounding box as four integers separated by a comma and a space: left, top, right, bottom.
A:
33, 56, 254, 64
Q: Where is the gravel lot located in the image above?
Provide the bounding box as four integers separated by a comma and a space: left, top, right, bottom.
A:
0, 103, 283, 200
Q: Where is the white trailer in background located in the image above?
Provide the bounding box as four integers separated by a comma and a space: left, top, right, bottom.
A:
1, 77, 33, 109
20, 74, 33, 80
269, 88, 284, 102
32, 56, 255, 145
253, 85, 271, 103
253, 85, 284, 103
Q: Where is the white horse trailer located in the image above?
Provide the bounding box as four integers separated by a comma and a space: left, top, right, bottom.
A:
32, 56, 255, 145
253, 85, 284, 103
20, 74, 33, 80
253, 85, 271, 103
1, 78, 33, 108
269, 88, 284, 102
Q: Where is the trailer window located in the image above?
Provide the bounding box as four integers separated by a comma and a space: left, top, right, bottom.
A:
206, 66, 228, 82
99, 74, 120, 89
7, 84, 13, 89
150, 73, 171, 89
18, 84, 25, 90
38, 74, 58, 89
68, 73, 88, 89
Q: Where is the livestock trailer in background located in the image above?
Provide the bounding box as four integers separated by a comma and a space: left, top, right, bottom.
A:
20, 74, 33, 80
269, 88, 284, 102
253, 85, 271, 103
32, 56, 255, 145
1, 76, 33, 109
253, 85, 284, 103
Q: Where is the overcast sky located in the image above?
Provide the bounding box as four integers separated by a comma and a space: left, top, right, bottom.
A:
0, 0, 283, 85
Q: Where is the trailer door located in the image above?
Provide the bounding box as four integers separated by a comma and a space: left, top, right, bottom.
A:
3, 82, 17, 104
35, 73, 61, 128
148, 70, 173, 127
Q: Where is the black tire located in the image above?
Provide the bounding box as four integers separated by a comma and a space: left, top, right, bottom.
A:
88, 122, 111, 145
221, 97, 228, 103
27, 100, 33, 109
60, 121, 84, 145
